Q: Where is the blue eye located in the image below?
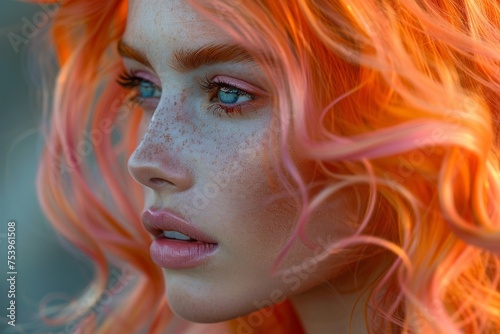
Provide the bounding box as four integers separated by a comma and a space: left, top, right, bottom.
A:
139, 81, 161, 98
218, 87, 246, 104
117, 71, 162, 101
198, 76, 258, 116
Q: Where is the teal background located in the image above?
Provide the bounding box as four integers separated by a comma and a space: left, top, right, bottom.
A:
1, 1, 93, 333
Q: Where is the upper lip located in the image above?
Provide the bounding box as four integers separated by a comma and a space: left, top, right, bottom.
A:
141, 209, 217, 244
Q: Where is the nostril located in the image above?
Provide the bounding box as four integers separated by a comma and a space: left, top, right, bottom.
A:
150, 178, 175, 186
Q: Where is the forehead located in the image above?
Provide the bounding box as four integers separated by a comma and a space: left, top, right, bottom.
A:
124, 0, 233, 57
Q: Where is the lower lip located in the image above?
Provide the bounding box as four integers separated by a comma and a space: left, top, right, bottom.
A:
150, 238, 219, 269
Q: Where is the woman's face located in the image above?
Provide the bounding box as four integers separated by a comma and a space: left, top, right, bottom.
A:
125, 0, 356, 323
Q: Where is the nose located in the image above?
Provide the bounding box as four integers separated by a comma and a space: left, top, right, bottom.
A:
127, 112, 193, 192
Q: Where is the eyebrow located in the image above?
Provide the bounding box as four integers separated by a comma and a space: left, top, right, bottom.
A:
117, 40, 258, 72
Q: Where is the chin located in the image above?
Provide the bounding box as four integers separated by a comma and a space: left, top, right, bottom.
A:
170, 304, 225, 323
166, 289, 254, 324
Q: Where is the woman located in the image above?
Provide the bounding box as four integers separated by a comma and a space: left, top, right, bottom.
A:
35, 0, 500, 333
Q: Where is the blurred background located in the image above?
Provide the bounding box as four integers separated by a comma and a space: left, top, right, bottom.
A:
1, 1, 93, 333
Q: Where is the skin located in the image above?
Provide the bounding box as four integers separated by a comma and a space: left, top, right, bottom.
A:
124, 0, 369, 332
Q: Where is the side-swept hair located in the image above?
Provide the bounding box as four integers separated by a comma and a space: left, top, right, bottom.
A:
35, 0, 500, 333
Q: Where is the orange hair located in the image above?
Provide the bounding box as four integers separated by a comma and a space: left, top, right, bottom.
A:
35, 0, 500, 333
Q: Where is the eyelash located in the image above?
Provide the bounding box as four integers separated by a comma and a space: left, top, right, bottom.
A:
116, 71, 160, 108
116, 71, 256, 117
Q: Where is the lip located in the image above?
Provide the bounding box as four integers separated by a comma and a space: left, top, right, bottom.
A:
142, 209, 219, 269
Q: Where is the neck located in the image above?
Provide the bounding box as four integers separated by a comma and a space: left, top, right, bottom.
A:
290, 280, 368, 334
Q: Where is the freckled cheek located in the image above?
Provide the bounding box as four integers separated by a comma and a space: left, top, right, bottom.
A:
252, 198, 298, 249
217, 154, 297, 252
225, 198, 298, 275
139, 98, 196, 137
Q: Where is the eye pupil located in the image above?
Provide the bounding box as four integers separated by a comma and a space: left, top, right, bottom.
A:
218, 87, 240, 104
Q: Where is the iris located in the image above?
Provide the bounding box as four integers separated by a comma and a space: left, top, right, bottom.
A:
139, 81, 159, 98
218, 87, 241, 104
